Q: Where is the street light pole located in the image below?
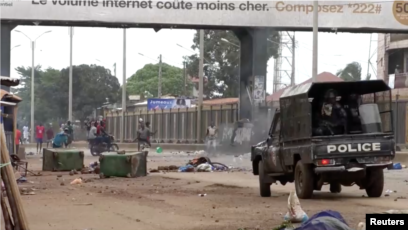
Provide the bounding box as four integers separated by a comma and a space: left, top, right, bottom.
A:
121, 28, 127, 143
158, 54, 162, 98
68, 27, 73, 122
14, 30, 51, 143
312, 1, 319, 82
31, 41, 35, 143
197, 30, 204, 142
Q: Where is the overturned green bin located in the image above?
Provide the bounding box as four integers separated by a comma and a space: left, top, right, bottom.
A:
99, 151, 147, 178
42, 148, 84, 171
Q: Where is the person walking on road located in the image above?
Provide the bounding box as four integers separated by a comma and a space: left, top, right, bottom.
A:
23, 125, 29, 144
36, 123, 45, 154
46, 124, 54, 148
15, 125, 22, 154
206, 122, 218, 155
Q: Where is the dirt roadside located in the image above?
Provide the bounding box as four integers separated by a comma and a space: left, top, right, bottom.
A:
9, 154, 408, 230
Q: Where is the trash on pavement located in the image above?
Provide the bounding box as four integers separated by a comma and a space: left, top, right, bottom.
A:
19, 187, 35, 195
178, 165, 194, 172
389, 163, 403, 170
198, 193, 207, 197
283, 191, 308, 223
70, 178, 83, 185
197, 163, 212, 172
356, 222, 365, 230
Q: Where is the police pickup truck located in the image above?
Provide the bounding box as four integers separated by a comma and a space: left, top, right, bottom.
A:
251, 80, 395, 199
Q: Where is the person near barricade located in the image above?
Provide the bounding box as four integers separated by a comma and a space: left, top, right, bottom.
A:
15, 125, 22, 154
46, 124, 54, 148
133, 122, 150, 151
66, 121, 74, 147
206, 122, 218, 154
36, 123, 45, 154
53, 128, 69, 148
144, 121, 157, 146
230, 118, 249, 146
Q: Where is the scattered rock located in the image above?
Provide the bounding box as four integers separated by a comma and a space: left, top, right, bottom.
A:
215, 220, 219, 223
60, 182, 65, 186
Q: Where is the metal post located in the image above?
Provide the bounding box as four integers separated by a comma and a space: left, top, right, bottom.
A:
158, 54, 162, 98
291, 33, 296, 86
396, 93, 400, 144
183, 61, 187, 96
114, 63, 116, 78
68, 27, 73, 122
121, 28, 127, 143
197, 29, 204, 142
312, 1, 318, 82
367, 34, 372, 80
30, 41, 35, 143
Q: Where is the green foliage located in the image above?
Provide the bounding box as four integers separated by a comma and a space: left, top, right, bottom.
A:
126, 63, 192, 97
13, 64, 120, 125
185, 30, 280, 98
336, 62, 364, 81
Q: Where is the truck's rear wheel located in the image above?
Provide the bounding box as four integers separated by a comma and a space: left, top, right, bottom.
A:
295, 161, 314, 199
330, 183, 342, 193
365, 168, 384, 197
258, 161, 271, 197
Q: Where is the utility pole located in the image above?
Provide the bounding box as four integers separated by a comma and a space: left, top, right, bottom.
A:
291, 33, 296, 86
30, 41, 35, 143
197, 29, 204, 142
183, 61, 187, 96
68, 27, 73, 122
367, 34, 372, 80
158, 54, 162, 98
113, 63, 117, 78
120, 28, 126, 143
312, 1, 319, 82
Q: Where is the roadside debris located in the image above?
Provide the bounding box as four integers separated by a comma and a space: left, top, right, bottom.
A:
151, 156, 229, 173
283, 191, 308, 223
19, 187, 35, 195
198, 193, 207, 197
70, 178, 83, 185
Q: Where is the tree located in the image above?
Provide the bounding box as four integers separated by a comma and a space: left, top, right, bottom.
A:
126, 63, 192, 97
57, 64, 121, 120
13, 64, 121, 124
336, 62, 363, 81
185, 30, 280, 98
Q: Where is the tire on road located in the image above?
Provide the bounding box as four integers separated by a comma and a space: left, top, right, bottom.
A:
258, 161, 271, 197
365, 167, 384, 198
329, 183, 342, 193
295, 161, 315, 199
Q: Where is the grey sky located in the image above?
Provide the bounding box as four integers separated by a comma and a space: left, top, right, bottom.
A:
10, 25, 376, 94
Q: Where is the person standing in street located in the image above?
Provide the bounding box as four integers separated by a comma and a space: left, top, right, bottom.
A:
23, 125, 29, 144
206, 122, 218, 155
36, 123, 45, 154
15, 125, 22, 154
66, 121, 74, 147
46, 124, 54, 148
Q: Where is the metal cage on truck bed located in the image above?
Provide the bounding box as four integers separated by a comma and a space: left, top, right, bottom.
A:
279, 80, 393, 142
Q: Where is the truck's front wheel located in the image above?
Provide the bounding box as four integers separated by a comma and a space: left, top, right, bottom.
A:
295, 161, 314, 199
258, 161, 271, 197
365, 168, 384, 198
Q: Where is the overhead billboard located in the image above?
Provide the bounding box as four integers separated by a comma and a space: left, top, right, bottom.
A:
0, 1, 406, 31
147, 98, 192, 110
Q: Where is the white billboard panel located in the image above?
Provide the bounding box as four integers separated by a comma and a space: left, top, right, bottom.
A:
0, 1, 406, 30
